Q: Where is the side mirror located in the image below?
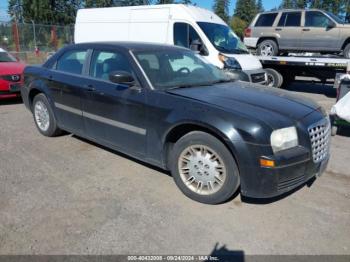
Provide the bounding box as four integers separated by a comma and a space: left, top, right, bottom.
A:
327, 21, 336, 29
190, 39, 209, 56
109, 71, 135, 86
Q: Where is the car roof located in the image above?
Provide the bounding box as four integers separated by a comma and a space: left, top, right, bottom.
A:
259, 8, 324, 14
68, 41, 190, 52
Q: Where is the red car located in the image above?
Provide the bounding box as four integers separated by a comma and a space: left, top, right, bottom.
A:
0, 48, 25, 99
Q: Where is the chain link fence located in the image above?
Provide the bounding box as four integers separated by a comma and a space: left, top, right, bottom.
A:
0, 21, 74, 64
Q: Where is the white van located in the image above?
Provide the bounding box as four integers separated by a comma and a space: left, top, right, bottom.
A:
75, 4, 267, 84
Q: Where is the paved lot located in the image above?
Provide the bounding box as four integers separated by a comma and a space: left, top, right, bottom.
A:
0, 81, 349, 256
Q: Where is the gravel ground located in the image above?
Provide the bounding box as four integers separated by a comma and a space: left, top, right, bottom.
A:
0, 80, 349, 256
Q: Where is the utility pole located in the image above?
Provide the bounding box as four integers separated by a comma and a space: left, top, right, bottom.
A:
31, 20, 37, 50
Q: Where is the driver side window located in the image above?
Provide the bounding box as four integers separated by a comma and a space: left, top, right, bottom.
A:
173, 22, 201, 48
305, 11, 331, 27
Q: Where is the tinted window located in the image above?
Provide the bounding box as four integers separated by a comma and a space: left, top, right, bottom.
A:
90, 50, 132, 81
285, 12, 301, 27
174, 23, 201, 48
255, 13, 278, 27
278, 13, 287, 26
305, 11, 331, 27
56, 50, 87, 74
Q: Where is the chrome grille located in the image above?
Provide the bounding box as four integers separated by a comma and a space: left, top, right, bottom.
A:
308, 118, 331, 163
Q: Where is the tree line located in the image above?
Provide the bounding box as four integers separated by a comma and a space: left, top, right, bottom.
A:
7, 0, 192, 24
7, 0, 350, 38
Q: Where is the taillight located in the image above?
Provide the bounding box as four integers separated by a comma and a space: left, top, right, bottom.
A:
244, 27, 251, 38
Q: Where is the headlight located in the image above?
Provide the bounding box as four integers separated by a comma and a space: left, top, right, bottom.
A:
270, 126, 298, 153
218, 54, 242, 70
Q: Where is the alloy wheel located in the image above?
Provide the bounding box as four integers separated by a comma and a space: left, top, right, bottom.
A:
34, 101, 50, 132
178, 145, 227, 195
260, 43, 274, 56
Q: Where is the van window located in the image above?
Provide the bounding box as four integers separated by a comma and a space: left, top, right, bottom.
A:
279, 12, 301, 27
56, 50, 87, 75
255, 13, 278, 27
174, 23, 201, 48
305, 11, 331, 27
197, 22, 249, 54
90, 50, 132, 81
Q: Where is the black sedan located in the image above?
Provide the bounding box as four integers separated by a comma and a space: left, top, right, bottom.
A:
21, 42, 331, 204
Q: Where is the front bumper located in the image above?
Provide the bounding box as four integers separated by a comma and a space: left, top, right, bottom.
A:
241, 146, 329, 198
225, 68, 267, 85
0, 79, 22, 99
234, 113, 330, 199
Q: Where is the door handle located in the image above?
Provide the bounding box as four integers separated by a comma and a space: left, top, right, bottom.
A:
302, 28, 310, 31
84, 84, 96, 92
48, 75, 53, 81
275, 28, 282, 31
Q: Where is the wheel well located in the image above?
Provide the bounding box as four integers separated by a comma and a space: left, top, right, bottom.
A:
28, 88, 41, 110
164, 124, 237, 169
257, 37, 278, 46
341, 38, 350, 50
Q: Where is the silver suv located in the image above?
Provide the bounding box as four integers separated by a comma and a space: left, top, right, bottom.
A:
244, 9, 350, 58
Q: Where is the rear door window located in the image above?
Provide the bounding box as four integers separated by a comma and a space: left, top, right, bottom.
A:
255, 13, 278, 27
56, 50, 87, 75
284, 12, 301, 27
278, 13, 287, 26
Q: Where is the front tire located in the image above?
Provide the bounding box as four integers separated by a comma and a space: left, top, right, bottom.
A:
170, 131, 240, 204
265, 68, 283, 88
343, 43, 350, 58
32, 93, 62, 137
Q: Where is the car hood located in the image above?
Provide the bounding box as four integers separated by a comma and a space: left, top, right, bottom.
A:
0, 62, 25, 75
166, 81, 321, 125
336, 24, 350, 28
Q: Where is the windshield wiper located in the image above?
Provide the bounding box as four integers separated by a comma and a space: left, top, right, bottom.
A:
210, 79, 233, 85
170, 79, 232, 89
170, 82, 215, 89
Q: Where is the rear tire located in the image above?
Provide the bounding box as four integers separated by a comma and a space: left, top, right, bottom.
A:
343, 43, 350, 58
265, 68, 283, 88
257, 40, 279, 56
170, 131, 240, 204
32, 93, 62, 137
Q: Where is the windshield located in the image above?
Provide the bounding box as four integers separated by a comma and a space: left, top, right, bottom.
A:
326, 11, 345, 24
197, 22, 249, 54
134, 49, 231, 90
0, 52, 17, 62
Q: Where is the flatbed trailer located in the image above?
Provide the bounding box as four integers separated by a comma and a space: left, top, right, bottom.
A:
257, 55, 350, 88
